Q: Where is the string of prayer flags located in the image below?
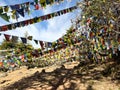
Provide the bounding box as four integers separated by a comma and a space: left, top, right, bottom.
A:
0, 33, 53, 49
0, 0, 68, 21
1, 2, 30, 14
11, 5, 25, 18
0, 6, 77, 31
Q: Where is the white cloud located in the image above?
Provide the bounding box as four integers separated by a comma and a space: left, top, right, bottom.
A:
39, 13, 73, 42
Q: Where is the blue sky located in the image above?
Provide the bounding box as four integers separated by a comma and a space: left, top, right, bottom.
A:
0, 0, 80, 48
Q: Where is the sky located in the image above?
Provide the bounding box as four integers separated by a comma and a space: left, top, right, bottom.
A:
0, 0, 81, 49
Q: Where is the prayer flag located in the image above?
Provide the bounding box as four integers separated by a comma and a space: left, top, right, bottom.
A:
1, 25, 8, 31
21, 37, 27, 44
34, 40, 38, 44
27, 36, 33, 40
0, 7, 3, 14
0, 13, 10, 22
4, 34, 11, 41
39, 41, 45, 49
17, 8, 25, 17
4, 6, 9, 12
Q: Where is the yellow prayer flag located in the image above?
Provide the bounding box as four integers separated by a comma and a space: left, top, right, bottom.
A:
4, 6, 9, 12
39, 0, 46, 8
11, 14, 16, 19
12, 10, 16, 14
37, 17, 41, 22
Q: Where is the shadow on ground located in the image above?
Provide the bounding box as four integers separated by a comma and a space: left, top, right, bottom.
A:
4, 60, 120, 90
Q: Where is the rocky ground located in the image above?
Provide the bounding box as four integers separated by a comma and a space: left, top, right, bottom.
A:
0, 61, 120, 90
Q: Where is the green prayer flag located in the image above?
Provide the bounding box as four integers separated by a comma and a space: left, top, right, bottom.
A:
34, 0, 39, 4
17, 60, 21, 65
13, 58, 17, 62
0, 13, 10, 22
37, 17, 41, 22
51, 13, 55, 17
0, 7, 3, 14
109, 53, 112, 58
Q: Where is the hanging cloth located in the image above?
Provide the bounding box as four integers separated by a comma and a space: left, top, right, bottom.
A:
39, 0, 46, 8
48, 42, 52, 48
35, 4, 40, 10
1, 25, 8, 31
27, 36, 33, 40
11, 36, 18, 43
34, 40, 38, 44
4, 6, 9, 12
0, 13, 10, 22
11, 5, 20, 10
21, 37, 27, 44
34, 0, 39, 4
39, 41, 45, 49
17, 8, 25, 17
4, 34, 11, 41
0, 7, 3, 14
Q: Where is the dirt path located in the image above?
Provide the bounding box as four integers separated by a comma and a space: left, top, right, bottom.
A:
0, 61, 120, 90
0, 62, 78, 89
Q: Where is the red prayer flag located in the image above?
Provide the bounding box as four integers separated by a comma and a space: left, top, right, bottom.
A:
4, 34, 11, 41
35, 4, 40, 10
39, 41, 44, 49
1, 25, 8, 31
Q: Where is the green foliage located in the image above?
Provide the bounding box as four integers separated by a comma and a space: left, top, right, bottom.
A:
0, 39, 34, 57
0, 39, 16, 49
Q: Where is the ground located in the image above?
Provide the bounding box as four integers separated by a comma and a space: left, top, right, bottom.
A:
0, 61, 120, 90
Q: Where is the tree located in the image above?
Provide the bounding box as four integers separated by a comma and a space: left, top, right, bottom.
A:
0, 39, 16, 49
78, 0, 120, 31
76, 0, 120, 61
